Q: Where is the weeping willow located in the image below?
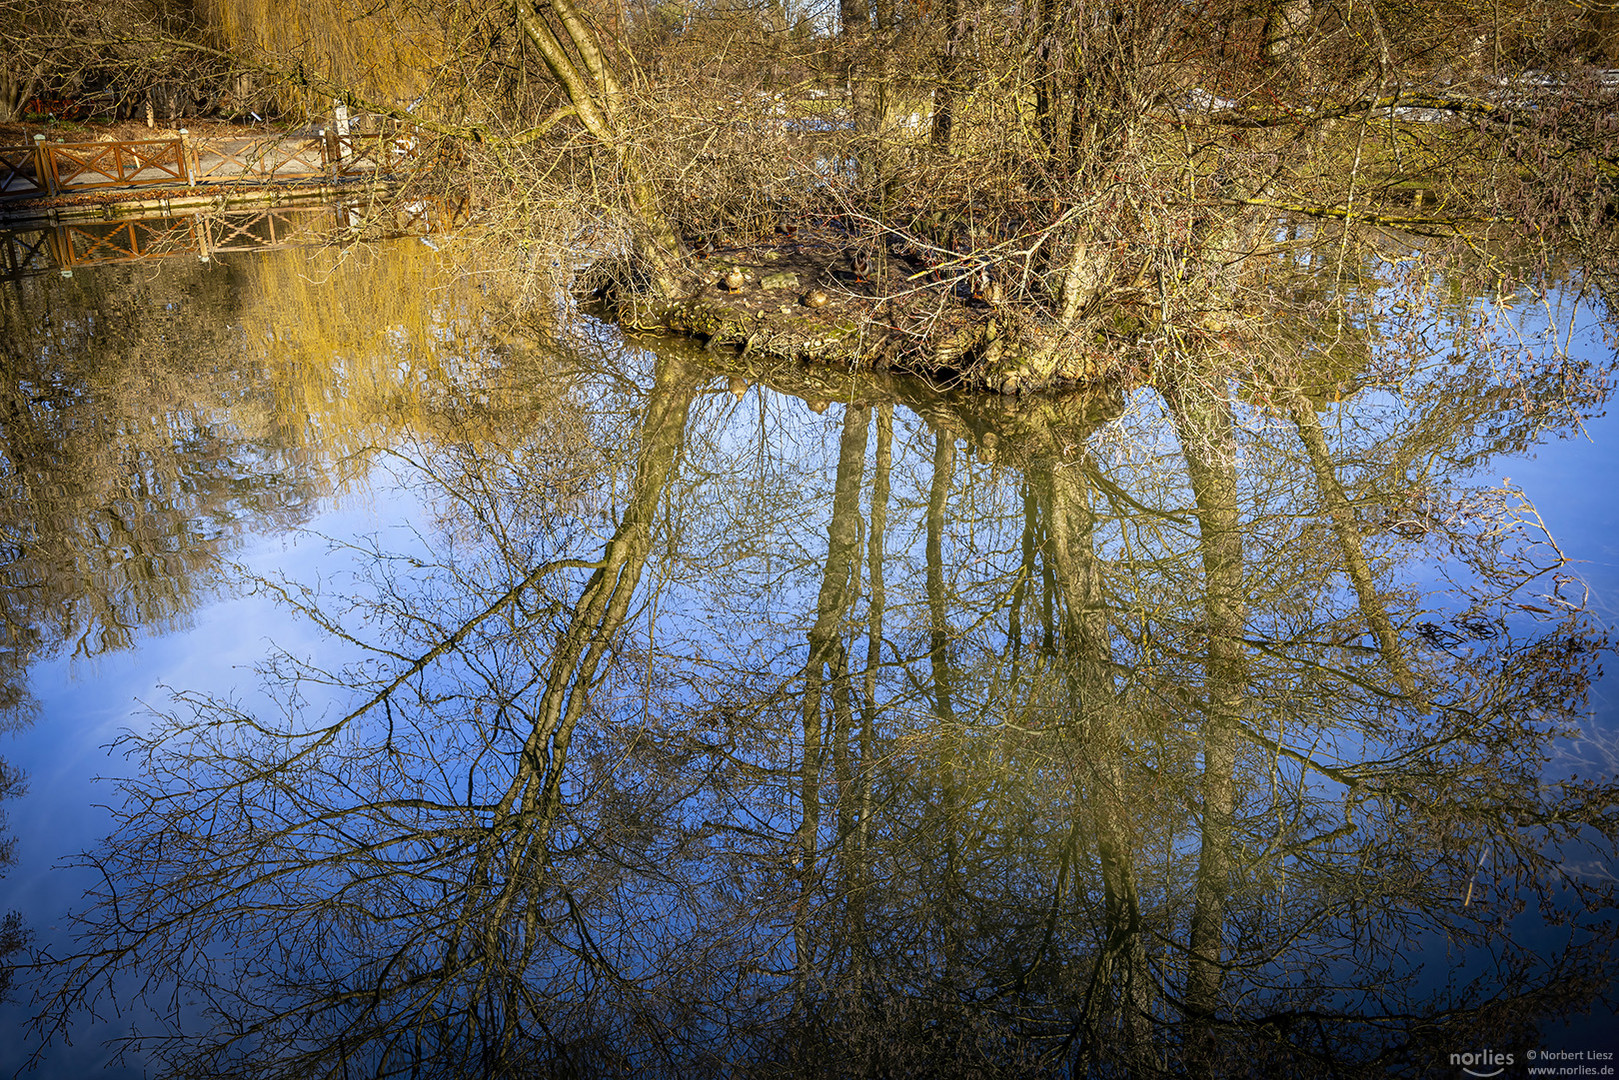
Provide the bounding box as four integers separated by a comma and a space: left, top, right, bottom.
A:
195, 0, 454, 118
230, 237, 586, 473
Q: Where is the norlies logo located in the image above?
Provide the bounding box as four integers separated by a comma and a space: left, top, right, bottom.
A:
1452, 1049, 1516, 1078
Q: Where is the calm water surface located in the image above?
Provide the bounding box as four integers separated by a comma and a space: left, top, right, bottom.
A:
1, 234, 1616, 1076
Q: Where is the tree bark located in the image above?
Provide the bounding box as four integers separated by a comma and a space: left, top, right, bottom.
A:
1262, 0, 1314, 67
930, 0, 961, 153
514, 0, 686, 296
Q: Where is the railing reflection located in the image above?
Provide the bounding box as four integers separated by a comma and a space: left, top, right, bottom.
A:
0, 199, 460, 280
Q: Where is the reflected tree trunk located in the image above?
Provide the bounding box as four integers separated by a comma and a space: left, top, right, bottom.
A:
795, 403, 870, 1015
375, 351, 704, 1070
1166, 379, 1246, 1061
1285, 393, 1417, 699
1029, 439, 1150, 1069
924, 431, 962, 976
1006, 476, 1038, 690
37, 348, 708, 1077
847, 402, 891, 987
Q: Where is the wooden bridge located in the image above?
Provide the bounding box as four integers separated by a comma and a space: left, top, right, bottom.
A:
0, 199, 453, 280
0, 127, 433, 202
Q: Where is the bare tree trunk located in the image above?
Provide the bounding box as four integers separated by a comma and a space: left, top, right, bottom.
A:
931, 0, 961, 153
514, 0, 686, 296
0, 67, 39, 124
1033, 0, 1060, 158
1262, 0, 1315, 67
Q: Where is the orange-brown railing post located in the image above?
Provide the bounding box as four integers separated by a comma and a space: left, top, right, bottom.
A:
32, 135, 56, 196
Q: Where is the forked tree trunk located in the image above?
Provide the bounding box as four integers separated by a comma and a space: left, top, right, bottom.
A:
0, 66, 39, 124
514, 0, 686, 297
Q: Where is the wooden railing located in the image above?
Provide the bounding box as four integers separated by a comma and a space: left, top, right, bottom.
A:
0, 225, 52, 277
44, 139, 189, 191
0, 145, 48, 197
0, 128, 438, 200
56, 216, 203, 264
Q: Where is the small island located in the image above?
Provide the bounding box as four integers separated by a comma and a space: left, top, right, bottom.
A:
606, 226, 1133, 394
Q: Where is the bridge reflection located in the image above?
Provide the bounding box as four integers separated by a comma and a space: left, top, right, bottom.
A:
0, 199, 455, 280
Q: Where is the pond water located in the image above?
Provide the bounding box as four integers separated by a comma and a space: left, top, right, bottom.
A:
1, 232, 1616, 1076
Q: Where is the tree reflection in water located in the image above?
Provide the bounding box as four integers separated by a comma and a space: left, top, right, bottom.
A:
27, 281, 1619, 1076
0, 238, 519, 1016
